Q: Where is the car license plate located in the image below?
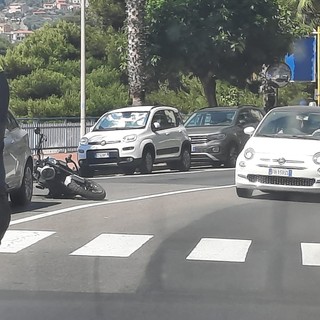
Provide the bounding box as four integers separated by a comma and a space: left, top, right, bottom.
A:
268, 168, 292, 177
191, 145, 196, 152
95, 152, 109, 158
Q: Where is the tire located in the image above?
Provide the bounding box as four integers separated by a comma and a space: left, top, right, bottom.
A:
66, 178, 106, 200
224, 144, 238, 168
236, 187, 253, 198
140, 150, 154, 174
177, 147, 191, 171
121, 166, 136, 175
79, 166, 94, 178
10, 163, 33, 206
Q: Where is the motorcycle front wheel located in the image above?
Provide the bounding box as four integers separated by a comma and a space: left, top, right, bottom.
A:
66, 178, 106, 200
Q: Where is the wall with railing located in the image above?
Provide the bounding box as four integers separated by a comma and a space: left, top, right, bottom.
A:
18, 117, 98, 153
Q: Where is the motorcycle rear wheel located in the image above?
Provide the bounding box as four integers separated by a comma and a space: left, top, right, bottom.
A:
66, 178, 106, 200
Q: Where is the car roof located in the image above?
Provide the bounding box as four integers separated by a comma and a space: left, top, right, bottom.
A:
196, 105, 260, 112
109, 105, 178, 113
270, 105, 320, 113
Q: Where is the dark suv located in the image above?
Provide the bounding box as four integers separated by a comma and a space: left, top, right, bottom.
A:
184, 106, 265, 167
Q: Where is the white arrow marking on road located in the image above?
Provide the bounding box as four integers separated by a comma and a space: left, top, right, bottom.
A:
0, 230, 55, 253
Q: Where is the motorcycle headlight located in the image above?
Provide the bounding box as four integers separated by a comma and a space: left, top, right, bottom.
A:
123, 134, 137, 143
244, 148, 255, 160
80, 137, 89, 145
313, 152, 320, 164
207, 133, 226, 141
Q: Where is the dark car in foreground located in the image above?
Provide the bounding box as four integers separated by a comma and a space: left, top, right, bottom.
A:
184, 106, 265, 167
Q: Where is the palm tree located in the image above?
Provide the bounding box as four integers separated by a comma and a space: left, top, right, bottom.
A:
126, 0, 147, 106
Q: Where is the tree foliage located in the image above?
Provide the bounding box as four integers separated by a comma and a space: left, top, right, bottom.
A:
146, 0, 301, 106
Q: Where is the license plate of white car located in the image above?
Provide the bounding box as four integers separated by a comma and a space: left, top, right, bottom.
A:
95, 152, 109, 158
268, 168, 292, 177
191, 145, 196, 152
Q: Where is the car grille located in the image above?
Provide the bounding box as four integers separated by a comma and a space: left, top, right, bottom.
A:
189, 135, 209, 144
248, 175, 315, 187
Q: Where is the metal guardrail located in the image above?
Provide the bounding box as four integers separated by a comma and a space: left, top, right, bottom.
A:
18, 117, 98, 153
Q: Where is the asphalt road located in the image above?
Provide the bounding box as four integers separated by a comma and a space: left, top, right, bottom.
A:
2, 167, 320, 320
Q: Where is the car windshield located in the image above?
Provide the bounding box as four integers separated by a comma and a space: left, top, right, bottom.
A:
255, 110, 320, 140
93, 111, 149, 130
185, 110, 236, 127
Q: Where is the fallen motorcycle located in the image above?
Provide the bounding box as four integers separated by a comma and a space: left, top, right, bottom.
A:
33, 127, 106, 200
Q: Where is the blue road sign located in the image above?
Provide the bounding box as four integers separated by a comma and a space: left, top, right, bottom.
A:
285, 37, 316, 82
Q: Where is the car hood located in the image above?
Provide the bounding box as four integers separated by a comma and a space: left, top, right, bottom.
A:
186, 126, 230, 135
245, 136, 320, 156
83, 129, 145, 143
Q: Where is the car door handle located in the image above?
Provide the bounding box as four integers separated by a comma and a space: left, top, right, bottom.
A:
10, 139, 14, 144
165, 132, 170, 135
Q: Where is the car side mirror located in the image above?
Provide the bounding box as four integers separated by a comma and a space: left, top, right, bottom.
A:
244, 126, 255, 135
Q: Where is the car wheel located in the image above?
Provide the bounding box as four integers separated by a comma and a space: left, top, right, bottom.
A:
121, 166, 136, 175
236, 187, 253, 198
140, 150, 154, 174
79, 166, 94, 178
177, 147, 191, 171
10, 163, 33, 206
225, 144, 238, 168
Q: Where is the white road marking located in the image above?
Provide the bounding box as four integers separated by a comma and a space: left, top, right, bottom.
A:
301, 243, 320, 266
0, 230, 55, 253
11, 185, 235, 226
70, 233, 153, 257
186, 238, 252, 262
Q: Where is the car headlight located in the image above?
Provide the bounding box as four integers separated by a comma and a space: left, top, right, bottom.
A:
313, 152, 320, 164
80, 137, 89, 145
244, 148, 255, 160
207, 133, 226, 141
123, 134, 137, 143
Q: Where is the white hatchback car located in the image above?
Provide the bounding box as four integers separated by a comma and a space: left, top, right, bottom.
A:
236, 106, 320, 198
77, 105, 191, 176
5, 110, 33, 206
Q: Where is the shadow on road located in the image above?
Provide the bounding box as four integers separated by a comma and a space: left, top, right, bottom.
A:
253, 191, 320, 204
10, 201, 61, 215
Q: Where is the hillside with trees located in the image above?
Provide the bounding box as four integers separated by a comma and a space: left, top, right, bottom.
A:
0, 0, 315, 118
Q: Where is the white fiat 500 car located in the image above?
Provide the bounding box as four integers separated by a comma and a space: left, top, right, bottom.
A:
77, 105, 191, 176
236, 106, 320, 198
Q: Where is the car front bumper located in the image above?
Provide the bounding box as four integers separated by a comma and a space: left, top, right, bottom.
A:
78, 145, 142, 169
236, 161, 320, 193
190, 142, 228, 163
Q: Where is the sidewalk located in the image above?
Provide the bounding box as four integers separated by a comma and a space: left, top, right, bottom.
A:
43, 152, 78, 162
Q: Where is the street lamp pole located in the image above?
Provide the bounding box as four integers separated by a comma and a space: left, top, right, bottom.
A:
317, 26, 320, 106
80, 0, 86, 137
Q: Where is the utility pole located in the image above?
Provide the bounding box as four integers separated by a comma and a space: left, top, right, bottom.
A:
317, 26, 320, 106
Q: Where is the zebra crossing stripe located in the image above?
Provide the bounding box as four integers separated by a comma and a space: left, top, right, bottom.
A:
70, 233, 154, 257
186, 238, 252, 262
301, 243, 320, 266
0, 230, 55, 253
